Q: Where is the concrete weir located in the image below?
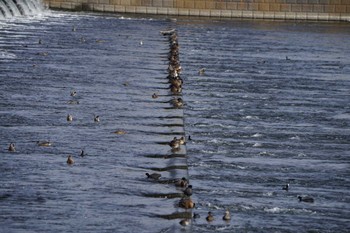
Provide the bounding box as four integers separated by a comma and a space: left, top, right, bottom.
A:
43, 0, 350, 21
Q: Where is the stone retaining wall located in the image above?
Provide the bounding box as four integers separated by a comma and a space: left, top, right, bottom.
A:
43, 0, 350, 21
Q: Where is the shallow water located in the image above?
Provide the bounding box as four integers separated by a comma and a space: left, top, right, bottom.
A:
1, 11, 350, 233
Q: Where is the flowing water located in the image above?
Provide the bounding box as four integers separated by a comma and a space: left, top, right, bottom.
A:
1, 7, 350, 233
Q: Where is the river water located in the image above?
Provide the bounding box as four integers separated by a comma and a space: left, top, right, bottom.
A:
1, 10, 349, 233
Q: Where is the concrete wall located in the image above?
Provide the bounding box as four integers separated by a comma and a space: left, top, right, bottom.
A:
43, 0, 350, 21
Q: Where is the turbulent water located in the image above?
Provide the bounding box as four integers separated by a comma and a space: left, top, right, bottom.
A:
1, 10, 350, 233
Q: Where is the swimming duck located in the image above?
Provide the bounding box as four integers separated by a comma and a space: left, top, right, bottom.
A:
282, 183, 289, 191
298, 196, 314, 203
94, 115, 100, 122
80, 150, 86, 157
172, 98, 183, 108
169, 137, 180, 149
183, 185, 193, 196
198, 68, 206, 75
114, 130, 126, 135
223, 209, 231, 221
170, 85, 182, 94
179, 219, 190, 226
175, 177, 188, 188
38, 39, 42, 44
8, 143, 15, 152
146, 173, 161, 180
67, 100, 79, 105
67, 114, 73, 122
70, 90, 77, 96
152, 93, 158, 99
193, 213, 200, 219
67, 155, 74, 165
206, 212, 214, 222
178, 136, 186, 145
37, 141, 51, 147
178, 198, 195, 209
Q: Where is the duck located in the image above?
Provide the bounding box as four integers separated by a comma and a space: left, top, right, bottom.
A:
94, 115, 100, 122
152, 93, 158, 99
298, 196, 314, 203
67, 100, 79, 105
172, 98, 183, 108
145, 173, 161, 180
169, 137, 180, 149
37, 141, 51, 147
67, 155, 74, 165
206, 212, 214, 222
198, 68, 206, 75
114, 130, 126, 135
67, 114, 73, 122
178, 198, 195, 209
170, 85, 182, 94
223, 209, 231, 221
80, 149, 86, 157
188, 135, 192, 141
183, 185, 193, 196
8, 143, 16, 152
193, 213, 200, 219
282, 183, 289, 191
175, 177, 188, 188
70, 90, 77, 97
178, 136, 186, 145
179, 219, 190, 226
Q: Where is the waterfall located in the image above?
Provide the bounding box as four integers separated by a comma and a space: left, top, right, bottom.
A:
0, 0, 44, 19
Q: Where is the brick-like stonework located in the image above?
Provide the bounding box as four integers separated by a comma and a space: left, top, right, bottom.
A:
43, 0, 350, 21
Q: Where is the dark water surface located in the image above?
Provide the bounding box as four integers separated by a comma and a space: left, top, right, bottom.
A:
1, 11, 350, 233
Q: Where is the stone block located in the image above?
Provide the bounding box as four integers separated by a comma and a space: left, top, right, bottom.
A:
307, 12, 318, 20
221, 10, 232, 17
99, 0, 109, 4
285, 11, 296, 19
130, 0, 141, 6
312, 4, 324, 12
211, 10, 221, 17
184, 1, 195, 8
252, 11, 263, 18
274, 12, 286, 19
324, 5, 335, 13
258, 3, 269, 11
49, 2, 61, 8
264, 12, 275, 19
237, 2, 247, 10
163, 0, 174, 8
216, 2, 226, 10
308, 0, 319, 4
88, 0, 99, 4
280, 4, 291, 11
231, 10, 242, 18
176, 0, 184, 8
195, 1, 206, 9
152, 0, 162, 7
340, 14, 350, 21
93, 4, 104, 11
302, 4, 313, 12
335, 5, 346, 13
178, 8, 189, 15
135, 6, 147, 13
104, 4, 115, 11
120, 0, 131, 6
157, 7, 168, 14
226, 2, 238, 10
125, 5, 135, 12
189, 8, 200, 16
110, 0, 120, 4
61, 3, 72, 9
317, 13, 329, 20
141, 0, 152, 6
328, 13, 340, 20
205, 1, 215, 9
291, 4, 302, 12
319, 0, 330, 3
114, 5, 126, 12
341, 0, 349, 4
295, 12, 307, 19
199, 9, 211, 16
168, 8, 179, 15
242, 10, 253, 18
146, 7, 157, 14
269, 3, 280, 11
248, 3, 259, 10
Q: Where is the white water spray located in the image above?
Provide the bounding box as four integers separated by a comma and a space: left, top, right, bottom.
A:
0, 0, 44, 19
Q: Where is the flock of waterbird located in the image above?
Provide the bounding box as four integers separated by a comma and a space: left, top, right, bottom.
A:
148, 29, 231, 227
